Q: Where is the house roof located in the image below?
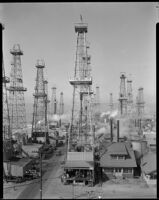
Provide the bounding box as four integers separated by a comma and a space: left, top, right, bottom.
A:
10, 158, 33, 167
100, 142, 137, 168
108, 142, 128, 155
64, 160, 94, 169
141, 151, 156, 174
67, 151, 93, 162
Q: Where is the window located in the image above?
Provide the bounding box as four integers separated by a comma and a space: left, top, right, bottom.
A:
105, 168, 113, 173
123, 168, 132, 173
123, 168, 128, 173
111, 155, 117, 159
128, 169, 132, 173
115, 168, 121, 172
118, 155, 125, 160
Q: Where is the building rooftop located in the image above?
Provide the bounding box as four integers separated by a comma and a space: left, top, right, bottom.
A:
100, 142, 137, 168
108, 142, 128, 155
67, 151, 94, 162
64, 160, 94, 170
10, 158, 33, 167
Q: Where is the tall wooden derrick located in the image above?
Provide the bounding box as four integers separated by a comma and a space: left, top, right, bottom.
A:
127, 77, 133, 115
68, 17, 94, 152
7, 44, 27, 142
118, 72, 127, 116
31, 60, 49, 144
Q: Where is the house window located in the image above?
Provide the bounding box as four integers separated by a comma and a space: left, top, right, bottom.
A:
118, 155, 125, 160
115, 168, 121, 172
124, 168, 132, 173
111, 155, 117, 159
105, 168, 113, 173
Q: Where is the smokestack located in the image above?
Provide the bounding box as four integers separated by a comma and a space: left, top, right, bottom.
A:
110, 118, 113, 142
117, 120, 119, 142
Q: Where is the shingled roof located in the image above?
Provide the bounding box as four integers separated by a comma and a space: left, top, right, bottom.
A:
64, 160, 94, 169
108, 142, 128, 155
100, 142, 137, 168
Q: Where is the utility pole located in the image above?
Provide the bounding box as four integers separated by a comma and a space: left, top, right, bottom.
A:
40, 150, 42, 199
44, 80, 49, 144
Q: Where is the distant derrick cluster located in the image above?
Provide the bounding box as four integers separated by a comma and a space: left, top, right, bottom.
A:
117, 72, 144, 118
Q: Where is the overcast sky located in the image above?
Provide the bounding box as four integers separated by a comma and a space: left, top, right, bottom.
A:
1, 2, 157, 107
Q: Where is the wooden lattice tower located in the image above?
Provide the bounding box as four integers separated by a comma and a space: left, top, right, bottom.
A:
44, 80, 50, 115
51, 86, 57, 115
31, 60, 48, 143
127, 77, 133, 115
2, 24, 11, 141
68, 17, 94, 152
118, 72, 127, 116
136, 87, 145, 118
59, 92, 64, 115
7, 44, 27, 137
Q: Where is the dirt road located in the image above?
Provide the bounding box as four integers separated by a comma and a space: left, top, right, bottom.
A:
17, 145, 65, 199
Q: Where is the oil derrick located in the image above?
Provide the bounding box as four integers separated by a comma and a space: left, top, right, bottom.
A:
2, 25, 13, 179
51, 86, 57, 115
44, 80, 50, 115
69, 17, 94, 152
109, 93, 113, 112
32, 59, 48, 144
3, 50, 11, 140
59, 92, 64, 115
7, 44, 27, 142
136, 87, 145, 118
127, 77, 133, 115
118, 72, 127, 116
95, 86, 100, 113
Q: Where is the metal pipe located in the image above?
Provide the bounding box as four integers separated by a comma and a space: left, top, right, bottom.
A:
40, 151, 42, 199
117, 120, 119, 142
110, 118, 113, 142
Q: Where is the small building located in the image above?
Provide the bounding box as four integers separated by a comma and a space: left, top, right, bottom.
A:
3, 157, 34, 177
100, 142, 137, 179
141, 151, 156, 185
63, 151, 94, 186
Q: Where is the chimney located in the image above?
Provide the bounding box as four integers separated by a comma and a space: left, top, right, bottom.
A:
110, 118, 113, 142
117, 120, 119, 142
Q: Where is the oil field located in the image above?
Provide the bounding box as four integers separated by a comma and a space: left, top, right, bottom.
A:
2, 2, 157, 199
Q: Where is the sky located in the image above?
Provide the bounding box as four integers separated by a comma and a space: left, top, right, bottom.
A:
1, 3, 157, 112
